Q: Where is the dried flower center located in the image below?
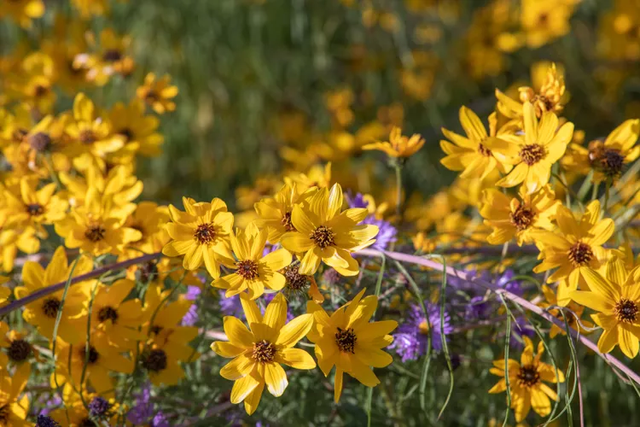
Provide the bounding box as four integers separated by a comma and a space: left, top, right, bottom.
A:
34, 85, 49, 97
519, 144, 545, 166
281, 211, 296, 232
510, 204, 536, 231
103, 49, 123, 62
615, 298, 638, 323
252, 340, 276, 363
79, 130, 96, 144
98, 306, 119, 324
25, 203, 45, 216
236, 260, 259, 281
7, 339, 32, 363
28, 132, 51, 152
335, 327, 357, 354
600, 149, 625, 178
88, 396, 112, 418
477, 143, 492, 157
517, 365, 540, 387
283, 264, 309, 292
81, 345, 100, 364
42, 298, 61, 318
85, 225, 106, 242
36, 415, 61, 427
311, 225, 335, 249
143, 349, 168, 372
145, 91, 159, 103
567, 241, 593, 267
194, 223, 216, 244
0, 405, 9, 423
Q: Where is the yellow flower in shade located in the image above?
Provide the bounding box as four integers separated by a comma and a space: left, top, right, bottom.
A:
136, 73, 179, 114
90, 279, 145, 350
480, 185, 560, 246
285, 162, 332, 192
0, 276, 10, 305
280, 183, 378, 276
123, 201, 170, 255
440, 108, 515, 180
570, 258, 640, 358
162, 197, 234, 279
0, 214, 39, 272
538, 285, 593, 339
533, 200, 615, 306
363, 126, 425, 159
496, 63, 566, 121
213, 223, 292, 300
306, 289, 397, 402
65, 93, 125, 158
0, 0, 44, 28
54, 189, 142, 256
564, 119, 640, 182
1, 177, 68, 230
141, 335, 198, 387
520, 0, 577, 48
14, 247, 93, 344
254, 183, 316, 244
495, 102, 574, 194
489, 336, 565, 422
142, 284, 199, 345
0, 368, 30, 426
108, 99, 164, 160
211, 293, 315, 415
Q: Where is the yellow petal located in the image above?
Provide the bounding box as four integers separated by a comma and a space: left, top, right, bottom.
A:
230, 374, 260, 404
276, 348, 316, 370
263, 362, 288, 397
263, 293, 287, 331
276, 313, 314, 348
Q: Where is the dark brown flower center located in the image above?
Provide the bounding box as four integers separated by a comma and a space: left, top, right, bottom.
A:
98, 306, 119, 324
600, 149, 625, 178
81, 345, 100, 364
25, 203, 45, 216
79, 130, 96, 144
118, 128, 134, 142
311, 225, 335, 249
79, 418, 94, 427
137, 261, 159, 283
34, 85, 49, 97
28, 132, 51, 152
0, 405, 9, 423
236, 260, 259, 281
281, 211, 296, 232
510, 204, 536, 231
252, 340, 276, 363
615, 298, 638, 323
194, 223, 216, 244
143, 349, 167, 372
335, 327, 357, 354
567, 241, 593, 267
7, 339, 32, 363
103, 49, 123, 62
478, 143, 492, 157
517, 365, 540, 387
85, 225, 106, 242
283, 264, 309, 292
42, 298, 61, 318
150, 325, 163, 335
519, 144, 545, 166
145, 91, 159, 104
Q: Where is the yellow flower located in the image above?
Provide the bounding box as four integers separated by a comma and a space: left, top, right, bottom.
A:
564, 119, 640, 182
538, 285, 593, 339
285, 162, 332, 192
141, 335, 197, 387
71, 0, 109, 18
162, 197, 234, 279
0, 0, 44, 28
412, 231, 436, 253
213, 223, 292, 300
65, 93, 125, 158
533, 200, 615, 306
496, 63, 566, 121
440, 107, 515, 180
1, 176, 68, 230
0, 323, 38, 369
254, 183, 316, 244
14, 247, 93, 344
306, 289, 397, 402
0, 368, 30, 426
108, 99, 165, 160
54, 189, 142, 256
489, 336, 565, 422
520, 0, 577, 48
363, 126, 425, 158
50, 390, 121, 426
136, 73, 179, 114
280, 183, 378, 276
480, 185, 560, 246
123, 201, 170, 255
495, 102, 574, 194
0, 276, 10, 305
75, 29, 133, 85
211, 293, 315, 415
571, 258, 640, 358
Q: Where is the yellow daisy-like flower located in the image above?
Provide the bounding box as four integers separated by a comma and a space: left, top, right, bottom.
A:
480, 185, 559, 246
280, 183, 378, 276
2, 177, 68, 229
363, 126, 425, 159
211, 293, 315, 415
0, 368, 30, 426
254, 183, 316, 244
0, 0, 44, 28
306, 289, 397, 402
533, 200, 615, 305
564, 119, 640, 182
571, 258, 640, 358
136, 73, 179, 114
520, 0, 577, 49
213, 223, 292, 300
489, 336, 565, 422
141, 335, 198, 387
162, 197, 234, 279
495, 101, 574, 194
108, 99, 165, 159
440, 107, 515, 180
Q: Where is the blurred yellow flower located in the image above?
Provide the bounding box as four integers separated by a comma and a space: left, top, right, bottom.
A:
137, 73, 179, 114
363, 126, 425, 159
520, 0, 577, 48
0, 0, 44, 28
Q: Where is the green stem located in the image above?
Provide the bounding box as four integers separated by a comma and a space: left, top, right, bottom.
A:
394, 163, 403, 220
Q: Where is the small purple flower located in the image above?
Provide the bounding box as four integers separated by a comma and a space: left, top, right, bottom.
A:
151, 412, 170, 427
37, 395, 62, 416
496, 270, 523, 297
181, 286, 202, 326
390, 303, 452, 362
219, 291, 244, 318
466, 295, 491, 319
127, 384, 154, 425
